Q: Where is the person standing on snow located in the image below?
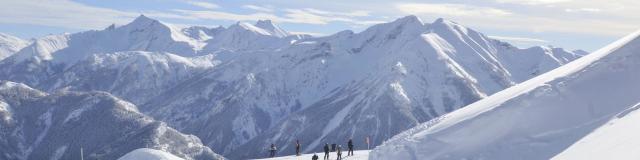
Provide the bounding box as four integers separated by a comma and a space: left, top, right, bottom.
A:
347, 139, 354, 156
269, 143, 277, 157
323, 143, 330, 160
336, 145, 343, 160
295, 139, 301, 156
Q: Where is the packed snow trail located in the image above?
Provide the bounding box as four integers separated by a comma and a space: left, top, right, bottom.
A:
254, 150, 370, 160
370, 29, 640, 160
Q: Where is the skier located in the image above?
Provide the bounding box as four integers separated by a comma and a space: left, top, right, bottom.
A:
295, 139, 301, 156
323, 143, 330, 160
336, 145, 343, 160
312, 153, 319, 160
347, 139, 354, 156
269, 143, 277, 157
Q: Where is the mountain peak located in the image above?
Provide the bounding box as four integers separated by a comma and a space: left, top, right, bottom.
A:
393, 15, 423, 25
0, 81, 26, 90
0, 32, 24, 42
431, 17, 458, 26
428, 17, 476, 37
227, 20, 290, 38
134, 14, 153, 21
129, 14, 158, 26
0, 81, 41, 95
254, 19, 289, 38
255, 20, 274, 27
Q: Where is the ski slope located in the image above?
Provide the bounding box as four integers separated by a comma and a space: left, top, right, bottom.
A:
254, 150, 370, 160
370, 29, 640, 160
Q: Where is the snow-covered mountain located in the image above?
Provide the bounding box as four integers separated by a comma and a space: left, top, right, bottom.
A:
0, 15, 585, 159
0, 15, 303, 85
0, 81, 224, 160
135, 16, 583, 159
369, 29, 640, 160
38, 51, 220, 104
0, 33, 29, 61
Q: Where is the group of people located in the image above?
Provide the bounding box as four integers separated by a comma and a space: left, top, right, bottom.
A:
268, 140, 302, 157
320, 139, 354, 160
267, 139, 356, 160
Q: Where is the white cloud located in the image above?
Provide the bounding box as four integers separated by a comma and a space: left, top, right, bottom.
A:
243, 5, 274, 12
288, 31, 327, 36
185, 1, 219, 9
3, 0, 637, 41
396, 3, 512, 17
0, 0, 204, 30
565, 8, 601, 13
173, 9, 283, 22
0, 0, 136, 29
174, 8, 380, 26
302, 8, 369, 17
282, 9, 353, 24
391, 1, 639, 37
489, 35, 551, 48
0, 0, 383, 31
495, 0, 572, 5
489, 35, 549, 43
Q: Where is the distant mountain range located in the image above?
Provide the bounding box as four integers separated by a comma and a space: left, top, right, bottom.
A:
0, 15, 586, 159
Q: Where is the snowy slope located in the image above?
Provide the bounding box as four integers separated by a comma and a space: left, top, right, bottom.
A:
553, 102, 640, 160
254, 150, 370, 160
0, 33, 29, 61
119, 148, 185, 160
38, 51, 219, 104
0, 81, 224, 160
370, 29, 640, 160
0, 15, 584, 159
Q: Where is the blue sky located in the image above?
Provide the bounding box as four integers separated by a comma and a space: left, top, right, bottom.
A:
0, 0, 639, 51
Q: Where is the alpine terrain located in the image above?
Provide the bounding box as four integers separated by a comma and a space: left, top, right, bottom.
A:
0, 15, 585, 159
0, 33, 29, 61
369, 30, 640, 160
0, 81, 224, 160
